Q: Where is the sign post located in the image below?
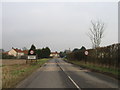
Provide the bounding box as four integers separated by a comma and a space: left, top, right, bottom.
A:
84, 51, 89, 64
27, 50, 37, 63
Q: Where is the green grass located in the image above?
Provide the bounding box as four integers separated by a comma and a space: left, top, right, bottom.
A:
12, 59, 49, 75
2, 58, 50, 88
65, 59, 120, 78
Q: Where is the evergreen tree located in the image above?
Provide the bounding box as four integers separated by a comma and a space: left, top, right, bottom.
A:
36, 47, 51, 58
28, 44, 36, 55
72, 48, 79, 52
45, 47, 51, 58
80, 46, 86, 51
30, 44, 36, 50
36, 49, 42, 59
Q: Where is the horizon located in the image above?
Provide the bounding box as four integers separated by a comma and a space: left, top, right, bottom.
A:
2, 42, 119, 52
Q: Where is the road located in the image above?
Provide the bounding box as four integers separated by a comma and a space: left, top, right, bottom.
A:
16, 58, 119, 89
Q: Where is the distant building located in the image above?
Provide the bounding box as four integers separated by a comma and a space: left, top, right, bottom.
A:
50, 52, 59, 57
7, 48, 28, 59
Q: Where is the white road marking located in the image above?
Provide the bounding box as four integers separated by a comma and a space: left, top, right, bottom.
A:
57, 62, 81, 90
68, 76, 81, 90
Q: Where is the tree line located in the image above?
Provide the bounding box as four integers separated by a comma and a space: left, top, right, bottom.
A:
29, 44, 51, 59
66, 46, 87, 61
66, 43, 120, 69
2, 44, 51, 59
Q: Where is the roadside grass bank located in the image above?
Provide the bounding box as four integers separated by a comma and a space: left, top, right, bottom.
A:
64, 59, 120, 80
2, 58, 49, 88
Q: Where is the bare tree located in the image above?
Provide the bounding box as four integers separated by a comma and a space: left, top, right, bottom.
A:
88, 20, 105, 48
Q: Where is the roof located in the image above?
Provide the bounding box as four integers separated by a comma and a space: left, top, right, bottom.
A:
14, 49, 28, 54
14, 49, 23, 53
22, 50, 28, 54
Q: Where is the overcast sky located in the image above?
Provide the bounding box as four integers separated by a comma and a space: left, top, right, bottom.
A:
2, 2, 118, 52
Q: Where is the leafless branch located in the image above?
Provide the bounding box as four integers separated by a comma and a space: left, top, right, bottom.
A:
88, 20, 105, 49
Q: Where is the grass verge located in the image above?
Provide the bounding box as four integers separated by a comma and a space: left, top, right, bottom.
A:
64, 59, 120, 79
2, 58, 49, 88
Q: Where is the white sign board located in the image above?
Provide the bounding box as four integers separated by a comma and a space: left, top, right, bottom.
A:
85, 51, 89, 55
28, 55, 37, 60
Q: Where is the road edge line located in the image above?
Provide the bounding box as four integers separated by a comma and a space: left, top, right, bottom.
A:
56, 61, 81, 90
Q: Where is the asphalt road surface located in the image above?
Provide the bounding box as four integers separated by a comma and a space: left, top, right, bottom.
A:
16, 58, 119, 89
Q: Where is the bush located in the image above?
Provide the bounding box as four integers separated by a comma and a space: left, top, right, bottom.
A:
67, 43, 120, 69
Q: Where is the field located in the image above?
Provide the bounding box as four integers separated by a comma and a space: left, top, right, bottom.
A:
2, 59, 49, 88
2, 59, 26, 66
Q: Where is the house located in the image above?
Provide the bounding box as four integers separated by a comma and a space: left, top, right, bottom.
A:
50, 52, 59, 57
7, 48, 28, 59
22, 50, 28, 55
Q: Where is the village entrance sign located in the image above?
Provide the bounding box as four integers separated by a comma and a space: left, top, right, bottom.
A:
28, 50, 37, 60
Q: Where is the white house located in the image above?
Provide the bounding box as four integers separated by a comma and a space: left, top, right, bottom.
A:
50, 52, 59, 57
8, 48, 28, 59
